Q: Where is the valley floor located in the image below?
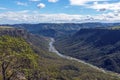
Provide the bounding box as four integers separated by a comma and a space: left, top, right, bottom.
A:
49, 38, 120, 77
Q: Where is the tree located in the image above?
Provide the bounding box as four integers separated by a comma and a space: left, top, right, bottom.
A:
0, 36, 39, 80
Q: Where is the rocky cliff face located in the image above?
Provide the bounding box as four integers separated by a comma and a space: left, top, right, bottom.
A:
0, 27, 29, 38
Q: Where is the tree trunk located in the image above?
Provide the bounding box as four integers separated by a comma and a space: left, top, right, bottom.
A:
2, 62, 6, 80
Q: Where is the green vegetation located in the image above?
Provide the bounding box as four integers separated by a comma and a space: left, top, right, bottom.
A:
55, 28, 120, 73
0, 26, 14, 30
29, 34, 120, 80
110, 26, 120, 30
0, 26, 13, 28
0, 28, 120, 80
0, 35, 39, 80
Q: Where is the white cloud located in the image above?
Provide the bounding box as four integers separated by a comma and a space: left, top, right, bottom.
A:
16, 1, 28, 6
94, 12, 120, 22
17, 10, 30, 13
89, 2, 120, 12
37, 3, 46, 8
0, 11, 120, 24
69, 0, 110, 6
48, 0, 58, 3
0, 7, 7, 10
29, 0, 40, 2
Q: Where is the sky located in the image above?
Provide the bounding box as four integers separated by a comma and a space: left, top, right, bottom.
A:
0, 0, 120, 24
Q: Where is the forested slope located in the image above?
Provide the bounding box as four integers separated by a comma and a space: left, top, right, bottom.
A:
55, 28, 120, 73
0, 26, 120, 80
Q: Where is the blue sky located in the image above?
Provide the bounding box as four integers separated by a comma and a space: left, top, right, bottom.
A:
0, 0, 120, 24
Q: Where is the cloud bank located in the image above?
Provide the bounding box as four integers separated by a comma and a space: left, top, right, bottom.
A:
89, 2, 120, 12
69, 0, 110, 6
0, 11, 120, 24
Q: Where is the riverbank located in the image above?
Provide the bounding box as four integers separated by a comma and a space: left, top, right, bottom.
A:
49, 38, 120, 77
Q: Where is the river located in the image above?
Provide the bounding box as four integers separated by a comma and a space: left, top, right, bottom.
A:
48, 38, 108, 73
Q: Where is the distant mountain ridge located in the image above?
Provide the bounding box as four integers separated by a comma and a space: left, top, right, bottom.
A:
1, 23, 120, 37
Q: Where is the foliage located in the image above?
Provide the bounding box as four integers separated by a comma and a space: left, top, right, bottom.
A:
0, 28, 120, 80
29, 33, 120, 80
55, 28, 120, 73
0, 35, 39, 80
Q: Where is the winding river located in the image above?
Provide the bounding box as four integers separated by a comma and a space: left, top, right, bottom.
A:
49, 38, 107, 73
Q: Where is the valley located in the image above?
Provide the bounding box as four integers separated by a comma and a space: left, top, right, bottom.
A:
1, 0, 120, 79
0, 25, 120, 80
49, 38, 107, 73
54, 28, 120, 73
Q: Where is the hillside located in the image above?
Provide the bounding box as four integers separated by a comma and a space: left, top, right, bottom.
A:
0, 35, 39, 80
55, 28, 120, 73
0, 26, 120, 80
